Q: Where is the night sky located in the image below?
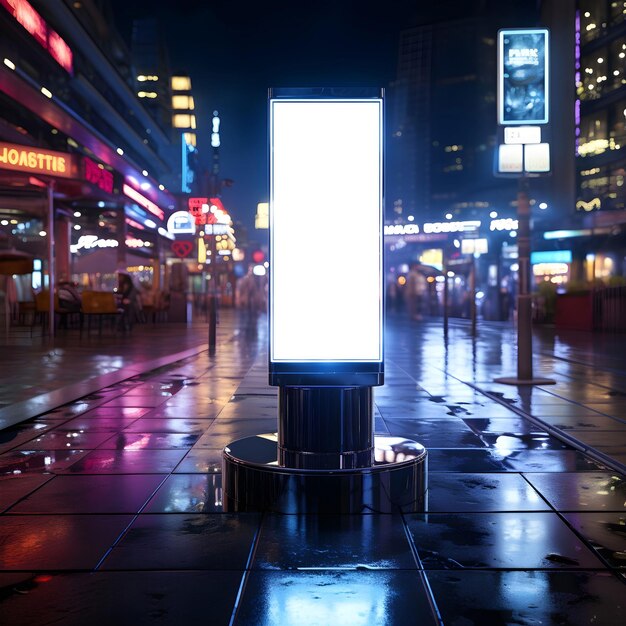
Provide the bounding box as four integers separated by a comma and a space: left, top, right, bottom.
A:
110, 0, 420, 235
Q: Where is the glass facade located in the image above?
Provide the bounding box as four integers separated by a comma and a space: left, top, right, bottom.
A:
576, 0, 626, 214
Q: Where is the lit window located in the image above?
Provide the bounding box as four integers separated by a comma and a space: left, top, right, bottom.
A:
172, 95, 195, 110
171, 76, 192, 91
173, 114, 195, 128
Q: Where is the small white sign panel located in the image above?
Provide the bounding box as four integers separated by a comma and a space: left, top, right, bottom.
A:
270, 99, 382, 362
498, 144, 524, 173
504, 126, 541, 144
524, 142, 550, 172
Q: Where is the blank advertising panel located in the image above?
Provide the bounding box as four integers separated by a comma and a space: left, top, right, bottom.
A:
270, 98, 382, 367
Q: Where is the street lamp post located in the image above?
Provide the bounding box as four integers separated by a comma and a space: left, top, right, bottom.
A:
495, 178, 555, 385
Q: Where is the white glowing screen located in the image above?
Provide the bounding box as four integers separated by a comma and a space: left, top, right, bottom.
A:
270, 99, 382, 362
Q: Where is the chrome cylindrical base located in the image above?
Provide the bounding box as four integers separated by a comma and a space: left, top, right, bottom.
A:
278, 386, 374, 469
222, 435, 427, 514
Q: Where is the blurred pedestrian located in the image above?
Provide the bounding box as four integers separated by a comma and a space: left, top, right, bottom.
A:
58, 279, 81, 313
117, 272, 141, 332
406, 265, 427, 320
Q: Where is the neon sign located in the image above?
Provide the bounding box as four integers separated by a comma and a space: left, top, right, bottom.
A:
84, 157, 114, 194
423, 220, 481, 233
123, 183, 164, 221
0, 0, 73, 75
167, 210, 196, 234
0, 141, 75, 178
70, 235, 118, 253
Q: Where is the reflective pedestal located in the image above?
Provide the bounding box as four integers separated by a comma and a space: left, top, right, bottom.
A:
223, 386, 427, 514
222, 434, 427, 514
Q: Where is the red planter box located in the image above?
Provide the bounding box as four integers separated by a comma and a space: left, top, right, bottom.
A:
555, 292, 593, 331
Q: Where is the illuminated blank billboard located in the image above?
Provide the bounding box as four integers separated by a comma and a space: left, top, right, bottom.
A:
498, 28, 549, 125
270, 98, 383, 372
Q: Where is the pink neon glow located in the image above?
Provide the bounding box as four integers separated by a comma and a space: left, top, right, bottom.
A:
123, 183, 164, 221
84, 157, 114, 194
125, 217, 145, 231
0, 0, 73, 74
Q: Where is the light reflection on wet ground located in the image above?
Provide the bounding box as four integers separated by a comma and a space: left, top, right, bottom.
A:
0, 312, 624, 624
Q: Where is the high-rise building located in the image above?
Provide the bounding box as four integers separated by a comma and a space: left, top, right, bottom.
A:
128, 18, 200, 196
388, 1, 540, 224
573, 1, 626, 215
542, 0, 626, 281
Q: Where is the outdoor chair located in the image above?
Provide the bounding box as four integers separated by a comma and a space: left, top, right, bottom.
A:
31, 291, 66, 336
80, 290, 119, 336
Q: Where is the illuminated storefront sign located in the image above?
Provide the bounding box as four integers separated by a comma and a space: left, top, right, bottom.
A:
187, 197, 209, 225
533, 262, 569, 277
419, 249, 443, 269
83, 157, 114, 193
531, 250, 572, 264
188, 197, 230, 227
504, 126, 541, 144
497, 144, 523, 173
524, 143, 550, 172
0, 141, 76, 178
205, 223, 232, 236
576, 198, 601, 211
544, 229, 591, 240
70, 235, 118, 253
462, 238, 488, 255
0, 0, 73, 74
167, 210, 196, 235
423, 220, 480, 234
384, 224, 421, 235
123, 183, 164, 221
126, 237, 151, 249
498, 28, 549, 125
490, 218, 519, 231
270, 96, 382, 373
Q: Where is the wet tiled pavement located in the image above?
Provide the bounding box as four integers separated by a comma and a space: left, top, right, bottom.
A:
0, 312, 625, 624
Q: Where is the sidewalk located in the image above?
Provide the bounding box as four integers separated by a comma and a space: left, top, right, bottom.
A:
0, 311, 624, 624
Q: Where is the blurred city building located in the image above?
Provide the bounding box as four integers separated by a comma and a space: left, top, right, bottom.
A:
0, 0, 184, 307
387, 0, 538, 224
386, 0, 626, 326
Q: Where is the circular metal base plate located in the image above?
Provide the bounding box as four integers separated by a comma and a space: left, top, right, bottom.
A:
222, 434, 427, 514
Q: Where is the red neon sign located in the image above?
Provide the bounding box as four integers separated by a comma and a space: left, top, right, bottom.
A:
84, 157, 114, 194
187, 197, 228, 226
1, 0, 73, 75
123, 183, 164, 221
188, 197, 208, 225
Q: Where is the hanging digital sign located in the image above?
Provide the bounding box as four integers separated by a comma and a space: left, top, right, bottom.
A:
498, 28, 549, 125
269, 95, 383, 385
